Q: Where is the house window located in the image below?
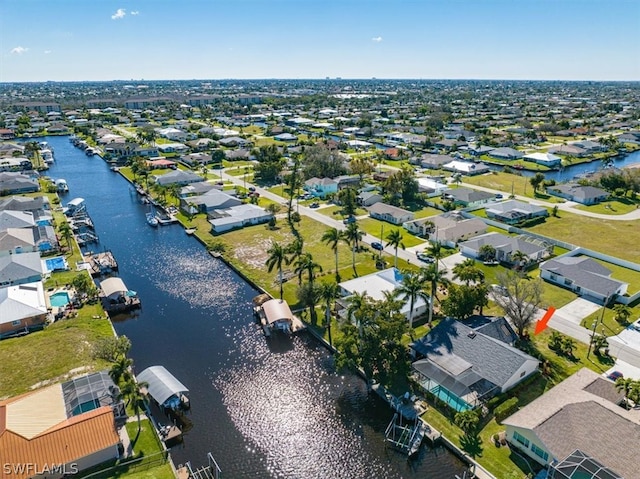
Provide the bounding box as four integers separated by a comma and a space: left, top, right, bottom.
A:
531, 443, 549, 461
513, 431, 530, 448
550, 274, 557, 281
12, 320, 21, 326
564, 278, 573, 286
520, 370, 526, 378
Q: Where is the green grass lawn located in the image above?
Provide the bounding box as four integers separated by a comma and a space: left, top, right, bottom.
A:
462, 172, 565, 203
225, 165, 255, 177
574, 196, 640, 215
316, 204, 369, 218
357, 218, 426, 248
412, 206, 441, 219
0, 308, 113, 397
524, 209, 640, 264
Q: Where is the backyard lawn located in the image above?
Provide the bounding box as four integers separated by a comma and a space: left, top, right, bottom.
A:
573, 196, 640, 215
358, 218, 426, 248
462, 172, 565, 203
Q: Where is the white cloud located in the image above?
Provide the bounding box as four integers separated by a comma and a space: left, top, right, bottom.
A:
111, 8, 126, 20
371, 36, 383, 43
10, 46, 29, 54
44, 50, 52, 54
130, 10, 139, 15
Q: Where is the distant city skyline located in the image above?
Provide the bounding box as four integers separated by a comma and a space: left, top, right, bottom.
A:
1, 0, 639, 83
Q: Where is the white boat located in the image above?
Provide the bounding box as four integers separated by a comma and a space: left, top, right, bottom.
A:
146, 212, 159, 227
55, 179, 69, 193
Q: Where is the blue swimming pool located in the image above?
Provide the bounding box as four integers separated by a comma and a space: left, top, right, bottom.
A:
50, 292, 70, 307
45, 256, 67, 272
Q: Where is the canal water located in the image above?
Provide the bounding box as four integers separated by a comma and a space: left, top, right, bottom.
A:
43, 135, 468, 478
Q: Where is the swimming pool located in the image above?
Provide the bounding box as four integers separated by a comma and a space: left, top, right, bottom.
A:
50, 291, 71, 307
44, 256, 68, 272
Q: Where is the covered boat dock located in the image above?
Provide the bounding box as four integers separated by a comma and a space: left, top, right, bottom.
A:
138, 365, 190, 411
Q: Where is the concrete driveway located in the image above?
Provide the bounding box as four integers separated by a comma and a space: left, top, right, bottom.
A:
554, 298, 602, 326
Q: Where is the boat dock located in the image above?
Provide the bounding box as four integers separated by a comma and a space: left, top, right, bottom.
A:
371, 383, 429, 421
85, 251, 118, 277
252, 294, 306, 336
384, 413, 432, 457
176, 453, 222, 479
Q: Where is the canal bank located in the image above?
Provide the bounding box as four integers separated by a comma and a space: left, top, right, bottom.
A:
44, 135, 468, 478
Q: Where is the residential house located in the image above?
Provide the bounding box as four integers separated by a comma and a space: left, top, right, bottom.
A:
224, 149, 251, 161
304, 177, 338, 198
154, 169, 204, 187
180, 190, 242, 215
335, 175, 360, 190
356, 191, 383, 207
0, 252, 44, 286
0, 210, 35, 231
403, 212, 487, 247
146, 158, 177, 170
572, 140, 607, 153
539, 255, 627, 303
179, 182, 221, 198
459, 232, 549, 265
368, 202, 414, 225
419, 153, 453, 169
0, 196, 51, 223
0, 228, 37, 255
0, 382, 121, 478
485, 200, 549, 225
502, 368, 638, 478
522, 152, 562, 168
442, 160, 490, 176
103, 142, 138, 160
411, 317, 539, 410
445, 187, 495, 208
209, 204, 273, 233
186, 138, 216, 151
338, 268, 428, 321
435, 139, 467, 151
0, 172, 40, 195
548, 144, 588, 157
416, 178, 449, 197
0, 281, 48, 338
618, 132, 640, 145
156, 127, 188, 142
218, 137, 251, 148
156, 143, 189, 155
489, 147, 523, 160
274, 132, 298, 142
468, 145, 495, 157
0, 128, 15, 140
546, 184, 609, 205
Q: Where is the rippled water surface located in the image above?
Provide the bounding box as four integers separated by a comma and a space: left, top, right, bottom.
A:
44, 135, 467, 478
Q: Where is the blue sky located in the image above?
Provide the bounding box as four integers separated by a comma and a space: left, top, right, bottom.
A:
1, 0, 638, 82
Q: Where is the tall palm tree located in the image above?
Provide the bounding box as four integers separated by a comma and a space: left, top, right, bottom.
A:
58, 222, 74, 252
109, 355, 133, 384
420, 263, 450, 326
615, 377, 635, 410
318, 281, 339, 347
294, 252, 323, 287
346, 291, 369, 337
286, 237, 304, 267
385, 229, 406, 269
322, 227, 343, 282
396, 270, 429, 330
452, 258, 485, 285
428, 241, 445, 271
266, 241, 290, 299
344, 222, 363, 274
120, 377, 149, 436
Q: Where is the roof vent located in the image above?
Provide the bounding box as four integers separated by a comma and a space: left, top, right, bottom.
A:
468, 331, 477, 339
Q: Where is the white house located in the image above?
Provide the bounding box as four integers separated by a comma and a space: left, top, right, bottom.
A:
209, 204, 273, 233
523, 152, 562, 167
338, 268, 427, 321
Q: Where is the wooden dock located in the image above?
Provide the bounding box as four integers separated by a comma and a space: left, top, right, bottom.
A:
85, 251, 118, 277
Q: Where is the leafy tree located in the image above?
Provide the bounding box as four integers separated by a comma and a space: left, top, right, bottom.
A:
385, 229, 406, 269
591, 334, 609, 357
109, 355, 133, 384
253, 144, 284, 183
561, 337, 576, 357
529, 172, 545, 193
93, 335, 131, 362
71, 273, 98, 300
548, 331, 564, 351
383, 166, 419, 206
615, 377, 636, 410
493, 270, 544, 338
510, 250, 529, 270
265, 241, 290, 299
337, 187, 358, 217
349, 156, 374, 183
302, 144, 347, 179
441, 283, 478, 320
322, 227, 344, 282
396, 270, 429, 330
478, 244, 496, 261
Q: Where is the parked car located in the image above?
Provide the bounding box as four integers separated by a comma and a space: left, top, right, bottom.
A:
343, 215, 356, 224
416, 252, 435, 263
371, 242, 384, 251
607, 371, 624, 381
495, 193, 503, 199
309, 202, 320, 209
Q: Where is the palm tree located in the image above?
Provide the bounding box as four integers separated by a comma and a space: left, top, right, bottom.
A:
478, 244, 496, 262
109, 355, 133, 384
385, 229, 405, 269
318, 281, 339, 347
428, 240, 445, 271
396, 270, 429, 330
452, 259, 485, 285
510, 250, 528, 270
615, 377, 635, 410
344, 222, 363, 274
294, 252, 323, 287
58, 222, 74, 252
322, 227, 343, 282
120, 377, 149, 436
266, 241, 290, 299
286, 236, 304, 267
346, 291, 370, 337
420, 263, 450, 326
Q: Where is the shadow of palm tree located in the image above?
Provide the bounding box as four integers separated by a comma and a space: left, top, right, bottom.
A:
459, 432, 483, 458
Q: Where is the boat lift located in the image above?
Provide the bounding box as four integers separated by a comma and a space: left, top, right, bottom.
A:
384, 412, 428, 457
178, 453, 222, 479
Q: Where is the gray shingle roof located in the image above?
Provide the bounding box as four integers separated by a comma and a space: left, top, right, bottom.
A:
541, 256, 626, 297
411, 318, 537, 389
